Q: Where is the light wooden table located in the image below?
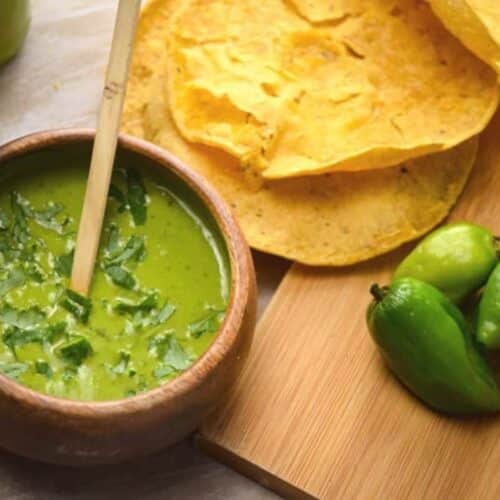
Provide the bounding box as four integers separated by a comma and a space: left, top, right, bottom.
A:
0, 1, 287, 498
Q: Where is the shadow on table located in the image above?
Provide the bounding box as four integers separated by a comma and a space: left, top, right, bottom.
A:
251, 251, 291, 318
0, 438, 279, 499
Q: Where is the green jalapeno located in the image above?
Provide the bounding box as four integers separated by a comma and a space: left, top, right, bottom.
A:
476, 263, 500, 349
367, 277, 500, 414
393, 222, 498, 303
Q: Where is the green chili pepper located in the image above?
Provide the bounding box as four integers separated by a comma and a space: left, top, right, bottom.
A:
476, 263, 500, 349
367, 277, 500, 414
393, 222, 498, 303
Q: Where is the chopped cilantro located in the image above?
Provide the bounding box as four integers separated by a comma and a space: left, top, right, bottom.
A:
33, 202, 65, 234
0, 268, 26, 295
107, 235, 145, 266
62, 366, 77, 382
153, 364, 175, 380
57, 336, 93, 366
109, 184, 127, 212
105, 265, 136, 289
60, 289, 92, 323
127, 169, 147, 225
0, 306, 65, 352
0, 209, 10, 230
112, 351, 130, 375
35, 360, 53, 378
113, 293, 157, 315
148, 331, 173, 357
0, 305, 45, 329
164, 336, 193, 371
24, 262, 46, 283
3, 326, 49, 350
188, 308, 225, 339
0, 362, 28, 380
149, 333, 193, 373
54, 250, 74, 277
105, 224, 121, 257
10, 192, 30, 243
10, 191, 31, 218
157, 303, 176, 323
46, 321, 67, 343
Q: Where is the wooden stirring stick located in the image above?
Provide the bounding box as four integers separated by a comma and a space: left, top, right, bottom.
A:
71, 0, 141, 296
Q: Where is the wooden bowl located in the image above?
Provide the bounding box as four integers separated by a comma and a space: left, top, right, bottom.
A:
0, 129, 257, 465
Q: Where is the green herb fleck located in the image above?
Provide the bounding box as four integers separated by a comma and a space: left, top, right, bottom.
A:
0, 209, 10, 230
10, 192, 30, 242
0, 362, 28, 380
33, 202, 65, 234
54, 250, 74, 277
113, 293, 157, 315
105, 266, 136, 289
188, 308, 225, 339
148, 332, 173, 357
127, 169, 147, 225
3, 326, 49, 351
46, 322, 67, 343
153, 364, 175, 380
0, 268, 26, 295
0, 305, 45, 329
62, 366, 77, 382
157, 303, 176, 323
164, 336, 193, 371
112, 351, 130, 375
11, 191, 31, 217
35, 360, 53, 378
107, 235, 145, 266
57, 336, 93, 366
149, 334, 193, 372
24, 262, 46, 283
60, 289, 92, 323
105, 224, 121, 257
109, 184, 127, 212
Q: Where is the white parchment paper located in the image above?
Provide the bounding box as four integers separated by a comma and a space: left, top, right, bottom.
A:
0, 0, 117, 144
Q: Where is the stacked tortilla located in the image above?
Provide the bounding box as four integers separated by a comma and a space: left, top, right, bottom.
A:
123, 0, 500, 265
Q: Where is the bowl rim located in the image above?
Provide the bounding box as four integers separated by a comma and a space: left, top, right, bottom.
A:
0, 128, 253, 418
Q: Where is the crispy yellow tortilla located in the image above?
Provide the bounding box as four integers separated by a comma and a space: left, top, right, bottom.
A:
166, 0, 497, 179
287, 0, 354, 22
135, 80, 476, 265
429, 0, 500, 73
123, 2, 477, 265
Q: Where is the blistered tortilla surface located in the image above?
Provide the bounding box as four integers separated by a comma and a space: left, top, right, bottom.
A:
166, 0, 496, 178
429, 0, 500, 73
122, 0, 478, 265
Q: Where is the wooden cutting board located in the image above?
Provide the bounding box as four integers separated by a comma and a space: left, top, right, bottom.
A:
198, 113, 500, 500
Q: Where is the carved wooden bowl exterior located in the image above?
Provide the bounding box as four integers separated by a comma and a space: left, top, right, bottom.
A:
0, 130, 257, 465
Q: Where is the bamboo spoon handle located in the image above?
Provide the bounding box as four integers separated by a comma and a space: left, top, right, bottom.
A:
71, 0, 141, 296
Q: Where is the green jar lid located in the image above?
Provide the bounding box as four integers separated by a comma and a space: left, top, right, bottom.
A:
0, 0, 31, 66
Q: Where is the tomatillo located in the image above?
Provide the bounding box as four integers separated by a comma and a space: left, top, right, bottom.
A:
367, 278, 500, 414
393, 223, 498, 303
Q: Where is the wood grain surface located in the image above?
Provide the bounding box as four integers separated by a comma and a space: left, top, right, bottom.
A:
200, 112, 500, 500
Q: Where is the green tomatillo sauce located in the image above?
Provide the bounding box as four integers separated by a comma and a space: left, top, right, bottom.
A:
0, 159, 230, 401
